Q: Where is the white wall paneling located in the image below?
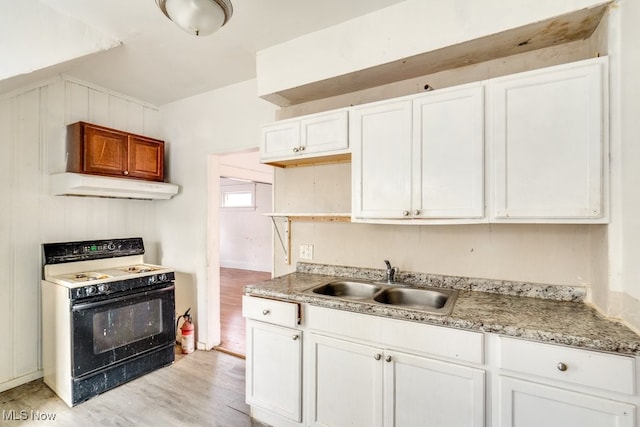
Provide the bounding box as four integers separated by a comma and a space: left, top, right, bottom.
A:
0, 76, 162, 392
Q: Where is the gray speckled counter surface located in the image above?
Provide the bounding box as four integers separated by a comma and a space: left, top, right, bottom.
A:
244, 263, 640, 356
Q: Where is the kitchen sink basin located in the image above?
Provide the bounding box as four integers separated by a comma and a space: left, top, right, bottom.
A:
311, 280, 381, 299
306, 280, 458, 315
373, 287, 457, 312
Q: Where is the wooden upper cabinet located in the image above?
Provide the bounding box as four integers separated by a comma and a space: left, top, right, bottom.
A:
127, 135, 164, 181
66, 122, 165, 182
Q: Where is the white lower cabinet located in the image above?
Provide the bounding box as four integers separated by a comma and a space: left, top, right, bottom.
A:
307, 334, 383, 427
499, 376, 634, 427
497, 336, 637, 427
246, 320, 302, 422
243, 296, 303, 426
385, 348, 485, 427
244, 299, 640, 427
305, 306, 485, 427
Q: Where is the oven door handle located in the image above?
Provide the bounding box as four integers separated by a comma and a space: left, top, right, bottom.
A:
71, 284, 175, 311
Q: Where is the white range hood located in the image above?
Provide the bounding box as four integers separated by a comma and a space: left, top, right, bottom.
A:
50, 173, 179, 200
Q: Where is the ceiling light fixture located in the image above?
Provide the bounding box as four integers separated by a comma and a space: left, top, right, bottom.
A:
156, 0, 233, 36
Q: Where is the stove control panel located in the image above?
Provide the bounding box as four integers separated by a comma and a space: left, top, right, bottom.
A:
70, 271, 175, 301
43, 238, 145, 265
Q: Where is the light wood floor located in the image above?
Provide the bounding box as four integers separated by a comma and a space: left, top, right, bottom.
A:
0, 349, 266, 426
216, 268, 271, 358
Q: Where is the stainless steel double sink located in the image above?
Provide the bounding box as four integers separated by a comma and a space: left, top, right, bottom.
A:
305, 279, 458, 315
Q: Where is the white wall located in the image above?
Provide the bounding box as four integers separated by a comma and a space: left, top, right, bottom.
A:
609, 0, 640, 328
0, 76, 162, 392
220, 180, 272, 272
273, 163, 600, 289
157, 79, 277, 350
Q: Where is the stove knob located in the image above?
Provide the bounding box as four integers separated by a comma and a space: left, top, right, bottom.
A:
158, 273, 167, 282
107, 242, 116, 250
97, 283, 110, 293
85, 285, 97, 296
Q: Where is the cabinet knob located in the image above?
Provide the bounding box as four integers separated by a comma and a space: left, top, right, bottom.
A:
374, 353, 382, 360
299, 145, 305, 151
262, 309, 270, 316
123, 171, 129, 175
557, 362, 568, 372
292, 334, 300, 340
402, 210, 410, 217
385, 355, 392, 363
413, 210, 420, 216
293, 147, 299, 153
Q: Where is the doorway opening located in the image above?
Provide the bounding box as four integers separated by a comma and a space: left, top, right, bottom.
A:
208, 150, 274, 358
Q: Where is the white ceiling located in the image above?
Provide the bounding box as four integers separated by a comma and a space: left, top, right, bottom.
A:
0, 0, 406, 106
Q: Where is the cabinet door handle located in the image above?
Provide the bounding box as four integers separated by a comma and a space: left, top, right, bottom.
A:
292, 334, 300, 340
262, 309, 270, 316
413, 210, 420, 216
299, 145, 305, 151
385, 355, 392, 362
402, 210, 410, 217
123, 171, 129, 175
293, 147, 299, 153
557, 362, 568, 372
374, 353, 382, 360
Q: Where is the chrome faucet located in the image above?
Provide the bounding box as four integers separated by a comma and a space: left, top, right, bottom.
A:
384, 260, 397, 284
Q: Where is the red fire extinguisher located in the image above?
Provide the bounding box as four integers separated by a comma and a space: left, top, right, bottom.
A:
177, 308, 194, 354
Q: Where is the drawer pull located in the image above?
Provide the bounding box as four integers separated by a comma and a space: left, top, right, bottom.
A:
557, 362, 568, 372
374, 353, 382, 360
262, 309, 270, 316
292, 334, 299, 340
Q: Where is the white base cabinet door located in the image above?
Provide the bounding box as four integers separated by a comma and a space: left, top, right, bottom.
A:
386, 350, 485, 427
246, 320, 302, 422
307, 334, 384, 427
307, 333, 485, 427
499, 376, 635, 427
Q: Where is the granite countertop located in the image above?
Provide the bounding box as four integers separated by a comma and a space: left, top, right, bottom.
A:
244, 263, 640, 356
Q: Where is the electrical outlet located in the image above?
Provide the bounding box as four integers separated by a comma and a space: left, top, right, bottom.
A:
299, 244, 314, 260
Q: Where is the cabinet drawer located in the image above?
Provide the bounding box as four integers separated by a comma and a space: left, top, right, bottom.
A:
381, 318, 484, 364
306, 305, 483, 364
242, 296, 299, 328
499, 337, 635, 394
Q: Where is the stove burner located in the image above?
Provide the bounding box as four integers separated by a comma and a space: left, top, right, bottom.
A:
120, 265, 160, 274
68, 272, 110, 282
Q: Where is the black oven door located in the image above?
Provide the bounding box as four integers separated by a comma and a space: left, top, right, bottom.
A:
71, 283, 175, 378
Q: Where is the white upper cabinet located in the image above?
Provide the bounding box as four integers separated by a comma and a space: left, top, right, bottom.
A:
413, 85, 485, 219
351, 98, 413, 220
490, 57, 608, 222
260, 109, 348, 166
351, 83, 485, 223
